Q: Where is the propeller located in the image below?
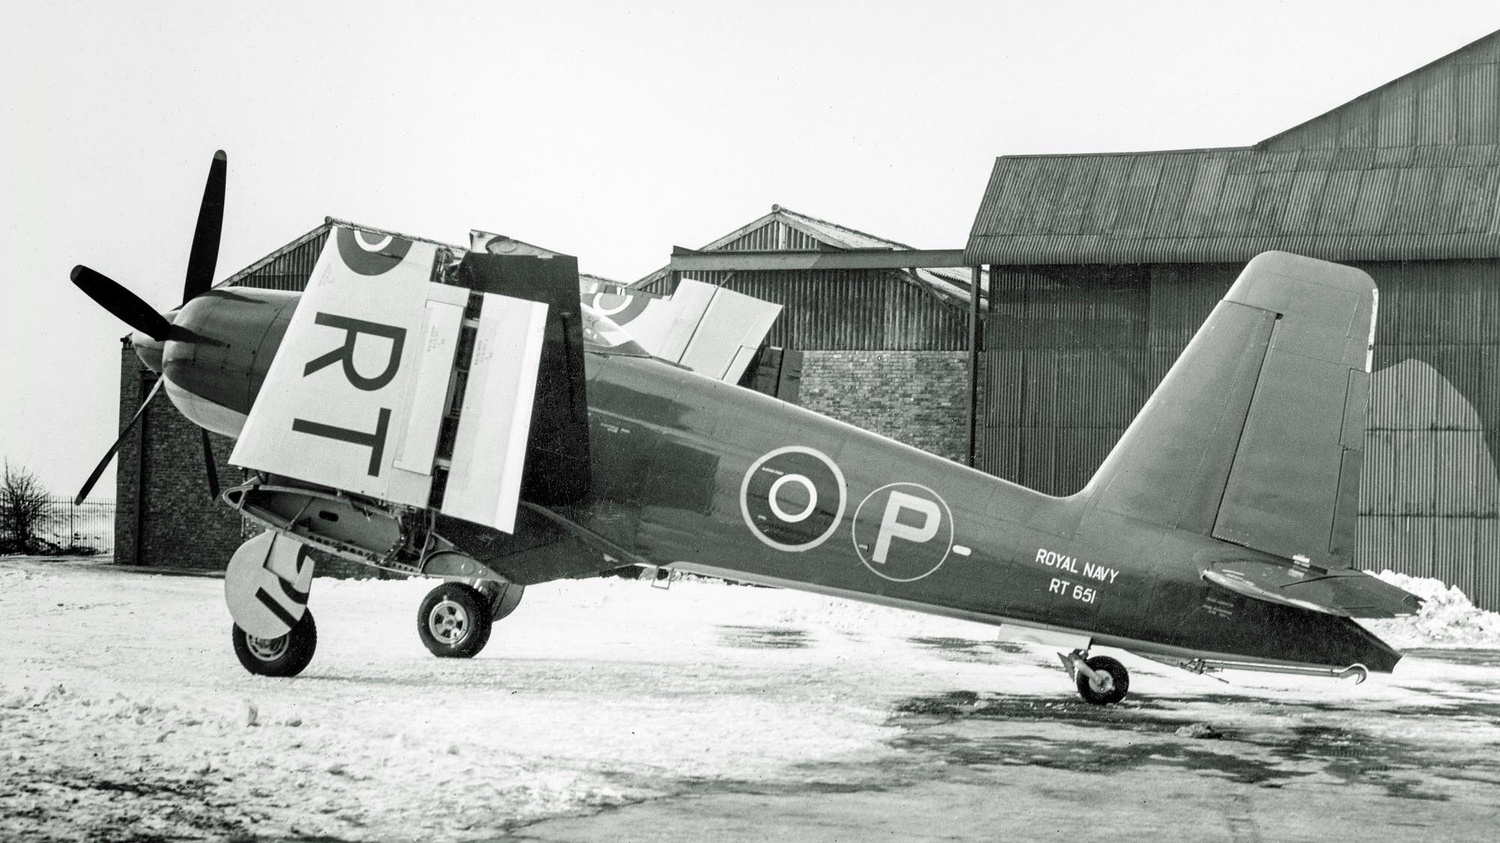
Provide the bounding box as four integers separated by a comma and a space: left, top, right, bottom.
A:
73, 151, 229, 505
69, 265, 172, 341
182, 150, 226, 304
75, 379, 163, 505
201, 429, 221, 500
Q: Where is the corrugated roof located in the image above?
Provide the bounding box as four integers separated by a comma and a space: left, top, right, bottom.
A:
639, 205, 982, 307
967, 145, 1500, 265
1265, 30, 1500, 150
967, 30, 1500, 266
218, 223, 333, 288
774, 207, 980, 304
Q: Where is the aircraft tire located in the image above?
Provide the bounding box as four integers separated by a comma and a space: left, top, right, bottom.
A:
232, 610, 318, 677
418, 582, 493, 658
1075, 655, 1129, 705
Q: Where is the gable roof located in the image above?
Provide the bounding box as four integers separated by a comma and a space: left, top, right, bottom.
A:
639, 205, 981, 306
1265, 30, 1500, 150
966, 30, 1500, 266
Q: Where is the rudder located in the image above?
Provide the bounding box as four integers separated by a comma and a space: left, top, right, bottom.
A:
1083, 252, 1375, 567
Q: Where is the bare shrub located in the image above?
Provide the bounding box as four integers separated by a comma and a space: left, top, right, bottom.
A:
1, 461, 56, 554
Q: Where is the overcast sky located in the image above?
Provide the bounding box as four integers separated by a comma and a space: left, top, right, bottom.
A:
4, 1, 1498, 498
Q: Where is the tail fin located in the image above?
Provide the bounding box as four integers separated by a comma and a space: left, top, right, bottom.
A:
1082, 252, 1375, 567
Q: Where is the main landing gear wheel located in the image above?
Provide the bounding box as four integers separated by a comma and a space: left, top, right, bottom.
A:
232, 610, 318, 677
1075, 655, 1129, 705
418, 582, 493, 658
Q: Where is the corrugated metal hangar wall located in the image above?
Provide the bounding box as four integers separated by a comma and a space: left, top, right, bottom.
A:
637, 207, 978, 461
968, 31, 1500, 610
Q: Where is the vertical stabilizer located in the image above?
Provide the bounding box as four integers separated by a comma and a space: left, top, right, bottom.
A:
1083, 252, 1375, 567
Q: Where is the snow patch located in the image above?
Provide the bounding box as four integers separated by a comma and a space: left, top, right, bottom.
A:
1362, 570, 1500, 649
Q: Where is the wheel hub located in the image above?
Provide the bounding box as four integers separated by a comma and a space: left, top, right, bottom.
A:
246, 634, 288, 661
427, 598, 470, 644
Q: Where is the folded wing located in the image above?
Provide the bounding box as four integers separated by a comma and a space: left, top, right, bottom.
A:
229, 225, 556, 533
582, 277, 782, 383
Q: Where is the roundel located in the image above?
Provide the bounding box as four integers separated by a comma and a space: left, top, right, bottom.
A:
590, 290, 650, 325
336, 227, 415, 276
740, 446, 847, 552
851, 483, 954, 582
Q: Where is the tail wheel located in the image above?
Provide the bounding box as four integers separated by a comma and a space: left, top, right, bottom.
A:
418, 582, 493, 658
232, 610, 317, 677
1076, 655, 1129, 705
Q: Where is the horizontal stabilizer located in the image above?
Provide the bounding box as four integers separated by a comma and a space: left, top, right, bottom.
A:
1203, 558, 1422, 619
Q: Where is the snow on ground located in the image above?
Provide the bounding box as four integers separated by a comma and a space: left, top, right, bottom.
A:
0, 561, 1019, 841
1, 558, 1498, 842
1362, 569, 1500, 649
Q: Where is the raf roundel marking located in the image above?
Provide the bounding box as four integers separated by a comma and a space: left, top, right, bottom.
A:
851, 482, 954, 582
335, 227, 415, 276
767, 474, 818, 522
590, 291, 650, 325
740, 446, 847, 552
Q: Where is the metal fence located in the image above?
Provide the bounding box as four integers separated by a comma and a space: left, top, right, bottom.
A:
42, 498, 115, 555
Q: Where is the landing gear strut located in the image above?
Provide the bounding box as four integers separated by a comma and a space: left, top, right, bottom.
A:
1060, 649, 1130, 705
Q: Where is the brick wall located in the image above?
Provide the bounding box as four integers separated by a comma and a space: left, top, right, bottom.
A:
798, 350, 972, 462
113, 345, 143, 565
115, 347, 245, 570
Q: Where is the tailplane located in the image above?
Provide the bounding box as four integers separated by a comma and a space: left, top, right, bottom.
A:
1082, 252, 1375, 568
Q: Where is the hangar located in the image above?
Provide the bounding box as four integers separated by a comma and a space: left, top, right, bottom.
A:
115, 31, 1500, 609
965, 30, 1500, 610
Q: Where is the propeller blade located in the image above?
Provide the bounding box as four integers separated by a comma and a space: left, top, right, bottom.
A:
200, 429, 221, 501
182, 150, 226, 304
76, 378, 164, 505
71, 265, 172, 341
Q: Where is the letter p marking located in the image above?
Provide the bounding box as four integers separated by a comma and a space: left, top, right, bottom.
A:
873, 491, 941, 564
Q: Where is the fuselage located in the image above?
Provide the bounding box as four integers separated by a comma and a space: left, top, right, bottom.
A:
159, 287, 1401, 674
568, 352, 1402, 674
